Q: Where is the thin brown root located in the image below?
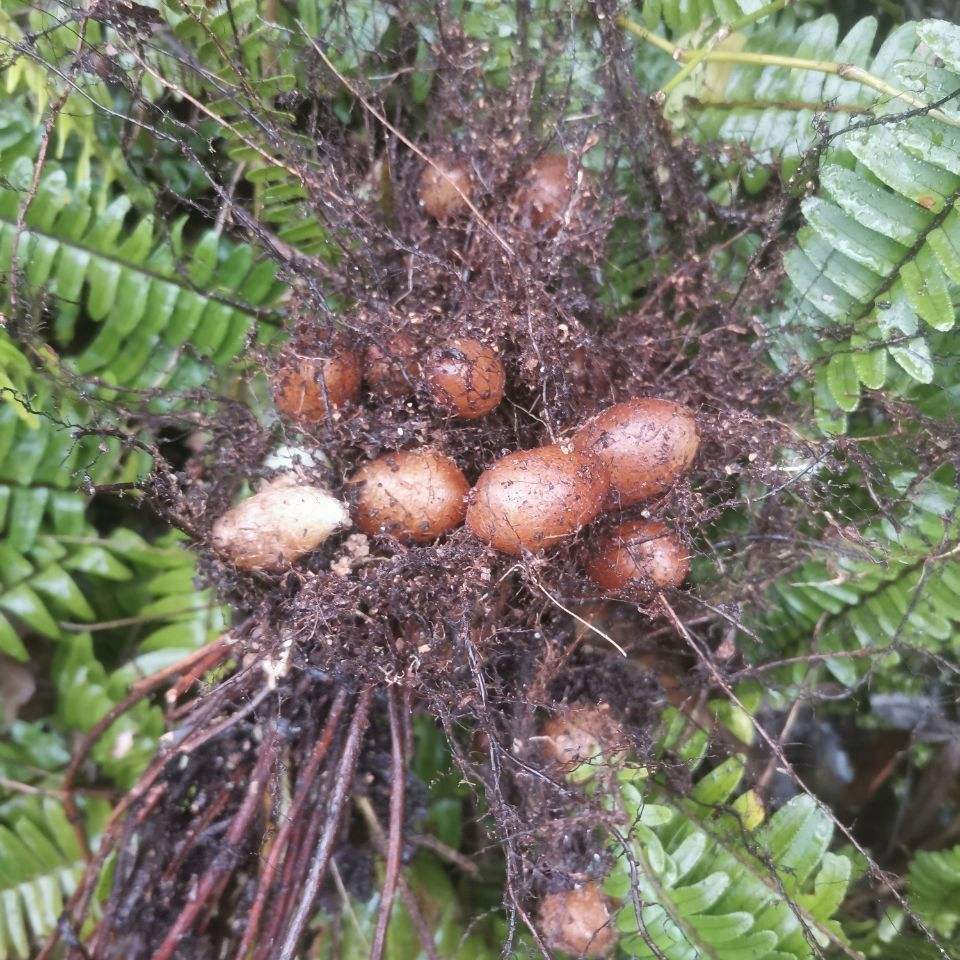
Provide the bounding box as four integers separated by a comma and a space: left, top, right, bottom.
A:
149, 723, 280, 960
62, 637, 231, 860
235, 687, 350, 959
368, 686, 407, 960
356, 795, 441, 960
276, 687, 374, 960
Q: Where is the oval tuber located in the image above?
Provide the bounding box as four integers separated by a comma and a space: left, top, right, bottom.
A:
426, 337, 506, 419
364, 332, 422, 398
418, 160, 473, 220
465, 445, 608, 555
516, 153, 576, 229
539, 704, 624, 773
273, 346, 362, 422
537, 883, 616, 958
351, 449, 469, 544
211, 476, 350, 571
572, 398, 699, 507
585, 519, 690, 593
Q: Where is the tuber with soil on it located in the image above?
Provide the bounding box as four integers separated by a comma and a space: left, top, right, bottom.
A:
426, 336, 506, 418
273, 345, 363, 422
586, 519, 690, 594
573, 397, 699, 507
465, 444, 609, 555
515, 153, 578, 230
539, 704, 625, 773
211, 475, 350, 571
364, 332, 423, 398
537, 883, 617, 958
350, 449, 470, 544
418, 158, 474, 220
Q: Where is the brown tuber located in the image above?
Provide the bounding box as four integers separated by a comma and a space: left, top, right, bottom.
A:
573, 397, 699, 507
516, 153, 577, 229
274, 346, 362, 422
539, 704, 624, 773
538, 883, 617, 958
211, 476, 350, 571
364, 332, 422, 398
350, 449, 469, 544
418, 159, 473, 220
586, 519, 690, 594
465, 445, 609, 555
426, 337, 506, 418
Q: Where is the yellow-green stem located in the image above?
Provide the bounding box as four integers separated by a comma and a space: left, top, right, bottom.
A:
660, 0, 794, 97
618, 14, 960, 128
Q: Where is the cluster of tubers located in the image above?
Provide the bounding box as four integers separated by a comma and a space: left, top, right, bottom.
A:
535, 706, 628, 956
417, 151, 578, 228
207, 154, 691, 960
274, 334, 505, 422
272, 153, 583, 424
216, 389, 697, 593
214, 154, 697, 597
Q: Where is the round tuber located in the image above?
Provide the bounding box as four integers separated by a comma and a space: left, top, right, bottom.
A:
350, 449, 469, 544
538, 883, 616, 958
418, 160, 473, 220
364, 332, 422, 398
465, 445, 609, 555
516, 153, 576, 229
539, 704, 624, 773
273, 346, 362, 422
585, 519, 690, 594
572, 398, 699, 507
426, 337, 506, 419
211, 476, 350, 571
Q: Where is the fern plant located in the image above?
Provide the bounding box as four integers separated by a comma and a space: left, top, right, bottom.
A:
0, 167, 284, 391
556, 708, 853, 960
907, 845, 960, 940
1, 1, 958, 958
625, 11, 960, 431
755, 471, 960, 686
0, 794, 111, 960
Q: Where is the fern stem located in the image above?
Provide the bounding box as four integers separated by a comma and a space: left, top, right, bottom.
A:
659, 0, 795, 97
619, 15, 960, 128
685, 96, 872, 114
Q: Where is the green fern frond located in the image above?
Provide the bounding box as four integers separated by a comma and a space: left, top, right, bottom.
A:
630, 11, 960, 428
0, 333, 36, 423
556, 708, 853, 960
1, 510, 226, 781
907, 846, 960, 939
0, 392, 225, 679
0, 162, 284, 391
0, 404, 136, 660
756, 474, 960, 685
46, 527, 226, 786
639, 0, 780, 36
156, 0, 375, 256
604, 752, 852, 960
778, 21, 960, 422
0, 794, 110, 960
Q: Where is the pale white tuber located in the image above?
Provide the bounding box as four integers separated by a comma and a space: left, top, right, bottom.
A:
211, 475, 350, 571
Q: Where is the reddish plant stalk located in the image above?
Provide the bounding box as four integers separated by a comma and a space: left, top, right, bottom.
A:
148, 724, 280, 960
368, 685, 407, 960
62, 638, 231, 860
275, 687, 374, 960
235, 688, 350, 959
